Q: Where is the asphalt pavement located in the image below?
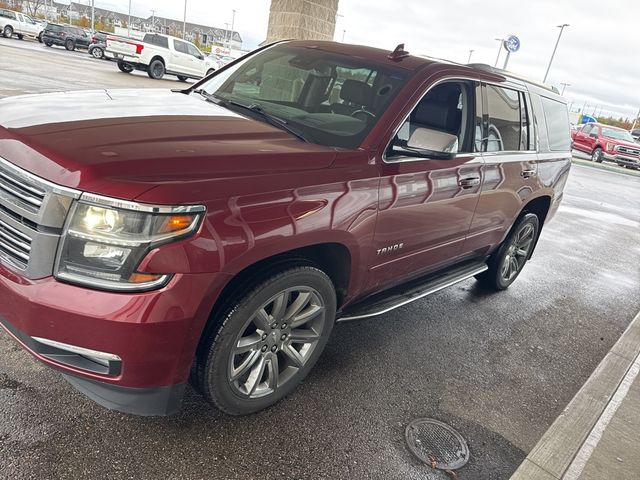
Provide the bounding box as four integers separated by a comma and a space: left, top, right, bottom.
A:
1, 37, 639, 480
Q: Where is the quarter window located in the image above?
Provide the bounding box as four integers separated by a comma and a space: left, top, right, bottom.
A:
174, 40, 188, 54
581, 124, 593, 135
485, 85, 525, 152
540, 97, 571, 151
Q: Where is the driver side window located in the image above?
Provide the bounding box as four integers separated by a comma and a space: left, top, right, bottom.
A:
389, 80, 479, 159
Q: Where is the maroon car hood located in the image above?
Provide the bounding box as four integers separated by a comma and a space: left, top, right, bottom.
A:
0, 89, 337, 199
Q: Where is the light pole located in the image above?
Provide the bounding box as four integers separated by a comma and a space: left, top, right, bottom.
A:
224, 22, 230, 48
560, 82, 571, 95
494, 38, 504, 67
183, 0, 187, 39
90, 0, 94, 31
467, 49, 474, 63
543, 24, 569, 83
127, 0, 131, 37
150, 9, 156, 32
342, 29, 346, 42
230, 9, 236, 47
630, 108, 640, 131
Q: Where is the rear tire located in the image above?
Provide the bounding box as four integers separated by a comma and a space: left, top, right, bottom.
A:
177, 75, 188, 82
476, 213, 540, 291
65, 39, 75, 51
195, 266, 336, 415
17, 34, 23, 40
44, 39, 53, 47
117, 60, 134, 73
2, 25, 12, 38
147, 59, 165, 80
38, 32, 43, 43
91, 47, 104, 59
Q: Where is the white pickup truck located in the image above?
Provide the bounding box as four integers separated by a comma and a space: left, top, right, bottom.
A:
0, 9, 44, 42
106, 32, 219, 81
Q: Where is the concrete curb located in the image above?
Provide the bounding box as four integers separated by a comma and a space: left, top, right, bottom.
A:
510, 311, 640, 479
571, 158, 640, 177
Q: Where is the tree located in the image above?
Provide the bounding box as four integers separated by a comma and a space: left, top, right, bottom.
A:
25, 0, 45, 17
77, 16, 90, 28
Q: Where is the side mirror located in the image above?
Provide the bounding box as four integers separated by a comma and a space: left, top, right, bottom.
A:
392, 127, 458, 160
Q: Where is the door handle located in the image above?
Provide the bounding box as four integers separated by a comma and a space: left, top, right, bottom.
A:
521, 169, 536, 179
458, 177, 481, 188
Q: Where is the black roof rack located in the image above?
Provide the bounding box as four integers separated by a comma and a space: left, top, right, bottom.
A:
467, 63, 559, 94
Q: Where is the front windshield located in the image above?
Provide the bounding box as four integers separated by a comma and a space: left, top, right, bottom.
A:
199, 44, 410, 148
601, 127, 634, 142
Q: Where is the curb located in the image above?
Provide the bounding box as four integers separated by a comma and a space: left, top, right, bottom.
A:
571, 158, 640, 177
510, 311, 640, 479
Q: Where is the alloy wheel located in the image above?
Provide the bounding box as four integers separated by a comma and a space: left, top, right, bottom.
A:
228, 287, 326, 399
500, 222, 535, 282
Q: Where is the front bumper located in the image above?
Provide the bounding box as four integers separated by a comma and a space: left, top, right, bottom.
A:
603, 152, 640, 169
0, 263, 228, 415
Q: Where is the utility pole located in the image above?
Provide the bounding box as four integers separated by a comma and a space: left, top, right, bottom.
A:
150, 9, 156, 32
560, 82, 571, 95
543, 24, 569, 83
631, 108, 640, 131
342, 29, 346, 42
91, 0, 95, 31
467, 49, 474, 63
182, 0, 187, 39
230, 9, 236, 47
224, 22, 230, 47
127, 0, 131, 37
494, 38, 504, 67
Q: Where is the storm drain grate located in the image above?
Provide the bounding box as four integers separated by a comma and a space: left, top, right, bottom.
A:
405, 418, 469, 470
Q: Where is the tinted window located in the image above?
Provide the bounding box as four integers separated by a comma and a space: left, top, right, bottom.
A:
581, 124, 593, 135
485, 85, 523, 152
3, 10, 16, 20
46, 24, 63, 32
144, 34, 168, 49
541, 97, 570, 151
174, 39, 188, 54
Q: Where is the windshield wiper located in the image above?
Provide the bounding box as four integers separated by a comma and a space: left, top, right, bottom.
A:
226, 99, 311, 143
194, 89, 223, 105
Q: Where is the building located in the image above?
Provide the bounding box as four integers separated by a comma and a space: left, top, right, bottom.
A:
17, 1, 242, 49
265, 0, 338, 43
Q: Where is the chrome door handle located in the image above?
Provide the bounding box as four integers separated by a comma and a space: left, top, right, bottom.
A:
458, 177, 481, 188
521, 169, 536, 179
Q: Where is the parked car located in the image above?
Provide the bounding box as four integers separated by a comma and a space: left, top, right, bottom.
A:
106, 32, 218, 81
572, 122, 640, 168
87, 31, 109, 59
0, 9, 44, 42
207, 53, 235, 69
0, 41, 571, 416
631, 128, 640, 142
42, 23, 91, 51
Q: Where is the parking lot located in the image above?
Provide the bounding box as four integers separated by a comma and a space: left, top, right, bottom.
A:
1, 37, 639, 480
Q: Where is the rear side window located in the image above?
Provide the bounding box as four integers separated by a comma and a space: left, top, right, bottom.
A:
144, 34, 169, 49
541, 97, 570, 151
2, 10, 17, 20
174, 39, 188, 54
485, 85, 527, 152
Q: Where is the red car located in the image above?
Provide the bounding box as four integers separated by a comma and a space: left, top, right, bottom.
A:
0, 41, 571, 416
572, 122, 640, 169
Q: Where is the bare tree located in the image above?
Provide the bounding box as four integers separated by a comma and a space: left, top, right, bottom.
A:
25, 0, 46, 17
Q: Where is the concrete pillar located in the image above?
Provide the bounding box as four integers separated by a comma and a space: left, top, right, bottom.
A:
266, 0, 339, 43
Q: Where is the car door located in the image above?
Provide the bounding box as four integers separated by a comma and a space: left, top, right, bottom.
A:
462, 82, 540, 255
171, 39, 193, 75
187, 43, 205, 76
368, 79, 484, 290
21, 14, 38, 36
573, 123, 593, 152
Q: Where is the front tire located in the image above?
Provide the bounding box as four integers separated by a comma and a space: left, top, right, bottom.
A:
177, 75, 188, 82
38, 32, 43, 43
17, 34, 23, 40
592, 147, 603, 163
44, 39, 53, 47
65, 39, 75, 51
476, 213, 539, 291
2, 25, 12, 38
196, 266, 336, 415
147, 59, 165, 80
206, 68, 215, 77
91, 47, 104, 59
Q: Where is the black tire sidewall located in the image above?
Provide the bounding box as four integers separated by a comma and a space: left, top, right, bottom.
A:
148, 60, 165, 79
201, 267, 336, 415
65, 39, 74, 51
592, 148, 602, 163
3, 26, 12, 38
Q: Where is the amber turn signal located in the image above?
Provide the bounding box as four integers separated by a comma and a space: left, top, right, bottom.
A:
128, 273, 165, 284
158, 215, 196, 233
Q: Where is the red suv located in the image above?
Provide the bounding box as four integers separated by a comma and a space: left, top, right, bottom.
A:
0, 41, 571, 416
572, 122, 640, 169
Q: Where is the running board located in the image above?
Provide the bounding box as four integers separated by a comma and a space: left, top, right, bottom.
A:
337, 260, 488, 322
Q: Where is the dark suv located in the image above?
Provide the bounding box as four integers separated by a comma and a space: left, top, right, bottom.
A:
42, 23, 90, 51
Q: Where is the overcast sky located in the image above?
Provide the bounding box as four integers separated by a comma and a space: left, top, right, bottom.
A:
76, 0, 639, 119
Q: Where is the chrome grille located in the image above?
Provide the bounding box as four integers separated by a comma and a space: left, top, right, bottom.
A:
0, 156, 80, 279
0, 217, 32, 268
0, 163, 47, 212
617, 146, 640, 156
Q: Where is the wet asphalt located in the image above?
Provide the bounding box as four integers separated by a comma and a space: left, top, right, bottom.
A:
1, 38, 640, 480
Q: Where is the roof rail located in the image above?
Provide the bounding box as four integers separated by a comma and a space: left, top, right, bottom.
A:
467, 63, 559, 94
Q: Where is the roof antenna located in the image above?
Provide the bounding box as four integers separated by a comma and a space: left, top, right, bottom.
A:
388, 43, 410, 61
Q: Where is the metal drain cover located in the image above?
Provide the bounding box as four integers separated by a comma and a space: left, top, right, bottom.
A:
405, 418, 469, 470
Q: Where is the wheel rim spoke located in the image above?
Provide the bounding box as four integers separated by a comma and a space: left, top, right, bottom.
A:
270, 291, 289, 321
266, 355, 279, 390
282, 344, 305, 368
284, 292, 311, 321
230, 348, 261, 381
290, 303, 323, 329
245, 356, 267, 395
288, 329, 320, 343
235, 334, 262, 354
252, 308, 271, 330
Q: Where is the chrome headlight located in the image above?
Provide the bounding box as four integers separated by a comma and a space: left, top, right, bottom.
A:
54, 193, 204, 292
